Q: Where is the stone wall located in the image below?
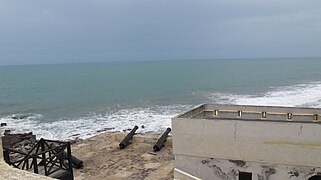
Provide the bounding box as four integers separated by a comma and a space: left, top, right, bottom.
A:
174, 155, 321, 180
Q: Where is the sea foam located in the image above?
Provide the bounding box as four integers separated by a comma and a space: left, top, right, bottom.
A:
208, 81, 321, 108
2, 82, 321, 140
0, 105, 190, 140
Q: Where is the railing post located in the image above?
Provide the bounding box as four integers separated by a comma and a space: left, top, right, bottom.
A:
3, 149, 11, 165
40, 139, 48, 175
33, 156, 38, 174
66, 142, 74, 180
26, 158, 29, 170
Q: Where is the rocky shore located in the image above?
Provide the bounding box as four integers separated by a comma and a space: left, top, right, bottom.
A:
1, 129, 174, 180
72, 131, 174, 180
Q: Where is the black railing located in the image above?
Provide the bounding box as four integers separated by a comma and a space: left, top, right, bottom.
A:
3, 138, 74, 180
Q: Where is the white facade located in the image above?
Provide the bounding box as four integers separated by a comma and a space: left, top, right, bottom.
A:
172, 104, 321, 180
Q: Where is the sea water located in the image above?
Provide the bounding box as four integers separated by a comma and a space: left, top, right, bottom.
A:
0, 57, 321, 140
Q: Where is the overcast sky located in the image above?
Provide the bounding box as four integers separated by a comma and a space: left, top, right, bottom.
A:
0, 0, 321, 65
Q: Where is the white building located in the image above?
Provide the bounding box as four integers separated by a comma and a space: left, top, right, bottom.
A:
172, 104, 321, 180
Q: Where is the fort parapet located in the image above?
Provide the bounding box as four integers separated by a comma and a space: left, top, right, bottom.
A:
172, 104, 321, 180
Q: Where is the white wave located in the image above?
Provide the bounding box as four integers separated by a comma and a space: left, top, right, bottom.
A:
0, 105, 191, 140
3, 82, 321, 141
0, 113, 42, 132
208, 82, 321, 108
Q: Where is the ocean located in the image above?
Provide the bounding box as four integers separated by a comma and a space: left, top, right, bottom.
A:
1, 57, 321, 140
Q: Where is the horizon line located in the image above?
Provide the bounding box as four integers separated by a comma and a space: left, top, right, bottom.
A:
0, 56, 320, 67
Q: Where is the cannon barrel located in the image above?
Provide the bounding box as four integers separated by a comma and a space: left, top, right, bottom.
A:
153, 128, 171, 152
63, 152, 83, 169
119, 125, 139, 149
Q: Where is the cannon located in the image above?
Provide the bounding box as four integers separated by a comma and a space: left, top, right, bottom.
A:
51, 145, 83, 169
153, 128, 171, 152
119, 125, 138, 149
63, 152, 83, 169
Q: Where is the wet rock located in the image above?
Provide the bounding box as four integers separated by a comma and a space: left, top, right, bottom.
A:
11, 115, 29, 120
1, 122, 7, 127
123, 128, 132, 132
4, 129, 11, 135
70, 137, 83, 144
96, 127, 115, 133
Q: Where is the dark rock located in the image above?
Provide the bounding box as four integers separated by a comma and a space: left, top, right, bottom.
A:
96, 127, 115, 133
2, 132, 36, 148
70, 137, 83, 144
1, 122, 7, 127
12, 138, 37, 152
4, 129, 10, 135
141, 125, 145, 129
123, 128, 132, 132
11, 115, 29, 120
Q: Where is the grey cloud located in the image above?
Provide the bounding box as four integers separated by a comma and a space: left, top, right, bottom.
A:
0, 0, 320, 65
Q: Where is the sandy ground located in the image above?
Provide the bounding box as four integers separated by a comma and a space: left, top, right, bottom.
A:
71, 132, 174, 180
0, 161, 54, 180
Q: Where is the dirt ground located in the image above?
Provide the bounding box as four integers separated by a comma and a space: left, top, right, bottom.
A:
71, 132, 174, 180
